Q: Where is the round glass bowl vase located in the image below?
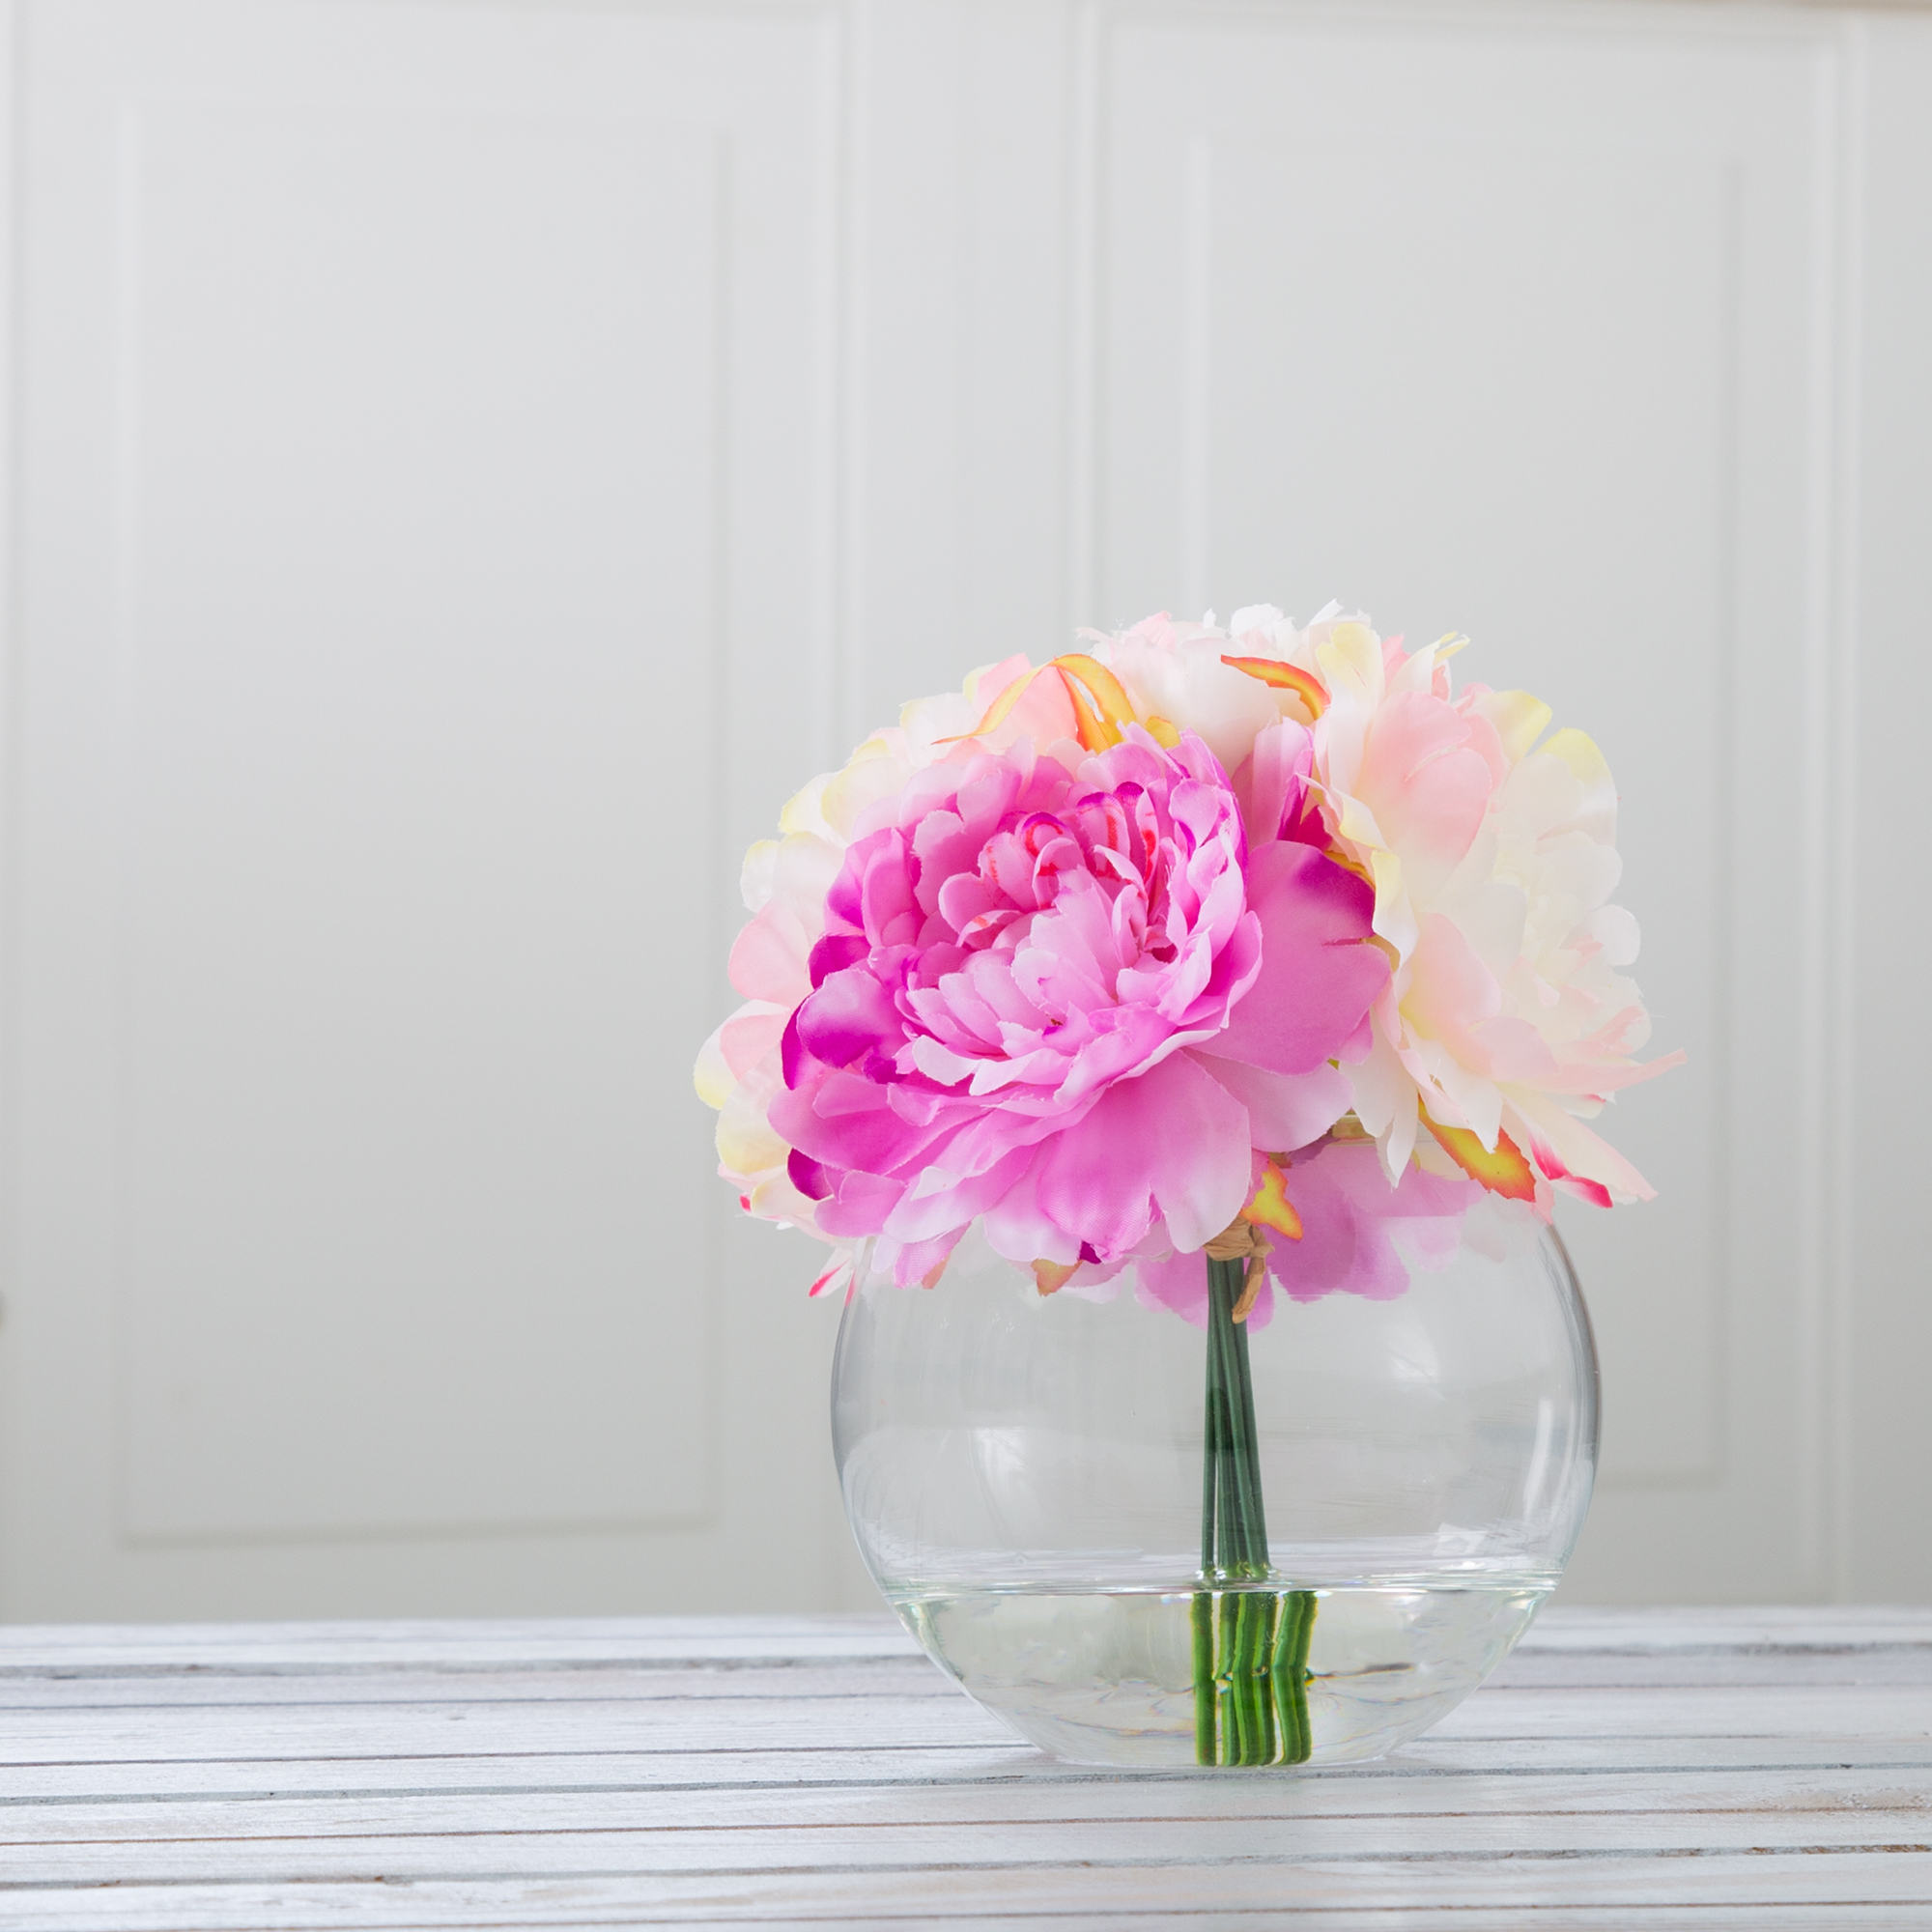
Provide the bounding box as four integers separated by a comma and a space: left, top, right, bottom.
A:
831, 1188, 1599, 1770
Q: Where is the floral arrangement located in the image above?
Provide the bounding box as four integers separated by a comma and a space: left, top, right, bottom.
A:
696, 604, 1678, 1321
696, 601, 1676, 1768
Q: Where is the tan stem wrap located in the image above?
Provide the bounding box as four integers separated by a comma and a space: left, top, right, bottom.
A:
1202, 1217, 1272, 1322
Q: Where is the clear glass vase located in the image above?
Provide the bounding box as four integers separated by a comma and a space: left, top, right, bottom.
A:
831, 1151, 1599, 1770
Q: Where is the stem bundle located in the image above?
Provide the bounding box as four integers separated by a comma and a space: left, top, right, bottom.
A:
1192, 1254, 1316, 1766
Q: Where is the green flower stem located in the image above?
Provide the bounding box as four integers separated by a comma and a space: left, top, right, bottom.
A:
1240, 1590, 1271, 1763
1217, 1585, 1239, 1762
1231, 1315, 1268, 1547
1272, 1588, 1317, 1764
1190, 1590, 1215, 1763
1208, 1264, 1263, 1570
1192, 1312, 1225, 1763
1196, 1252, 1317, 1767
1254, 1591, 1279, 1764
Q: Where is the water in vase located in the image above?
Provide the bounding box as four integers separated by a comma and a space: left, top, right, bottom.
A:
896, 1577, 1548, 1769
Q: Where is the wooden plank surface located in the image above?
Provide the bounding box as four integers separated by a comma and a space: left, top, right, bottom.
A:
0, 1608, 1927, 1927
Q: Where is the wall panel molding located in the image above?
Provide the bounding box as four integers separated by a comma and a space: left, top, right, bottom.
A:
1070, 0, 1861, 1600
0, 0, 860, 1618
0, 0, 1923, 1618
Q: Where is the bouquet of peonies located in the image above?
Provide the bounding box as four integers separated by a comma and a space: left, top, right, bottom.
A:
697, 602, 1677, 1767
696, 604, 1678, 1320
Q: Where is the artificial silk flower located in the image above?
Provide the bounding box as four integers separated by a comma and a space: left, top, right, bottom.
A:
1066, 605, 1681, 1208
775, 724, 1384, 1289
696, 604, 1677, 1300
1136, 1136, 1481, 1328
694, 651, 1148, 1297
1249, 612, 1680, 1205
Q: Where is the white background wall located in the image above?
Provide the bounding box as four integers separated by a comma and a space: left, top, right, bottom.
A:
0, 0, 1926, 1621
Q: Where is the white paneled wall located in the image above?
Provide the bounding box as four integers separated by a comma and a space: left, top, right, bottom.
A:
2, 0, 855, 1617
0, 0, 1926, 1619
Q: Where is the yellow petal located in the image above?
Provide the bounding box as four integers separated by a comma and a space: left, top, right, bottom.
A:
1317, 621, 1385, 707
777, 774, 831, 839
1239, 1158, 1303, 1240
717, 1078, 788, 1178
1219, 653, 1329, 720
694, 1025, 735, 1110
1537, 726, 1616, 838
1422, 1110, 1538, 1201
1050, 652, 1138, 752
1469, 689, 1551, 765
940, 662, 1043, 745
819, 738, 907, 836
1370, 847, 1418, 958
1540, 725, 1609, 785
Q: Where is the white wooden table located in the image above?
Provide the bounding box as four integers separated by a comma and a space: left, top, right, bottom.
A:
2, 1606, 1928, 1927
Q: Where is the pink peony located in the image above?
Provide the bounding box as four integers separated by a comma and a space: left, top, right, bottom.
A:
1136, 1139, 1482, 1328
770, 726, 1387, 1286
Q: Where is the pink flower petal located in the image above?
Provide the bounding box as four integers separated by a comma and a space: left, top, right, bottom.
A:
1209, 843, 1386, 1075
1266, 1139, 1480, 1304
1190, 1052, 1352, 1153
720, 1006, 788, 1083
1356, 691, 1497, 897
1134, 1246, 1210, 1327
727, 899, 813, 1006
1033, 1051, 1251, 1258
1505, 1087, 1657, 1205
